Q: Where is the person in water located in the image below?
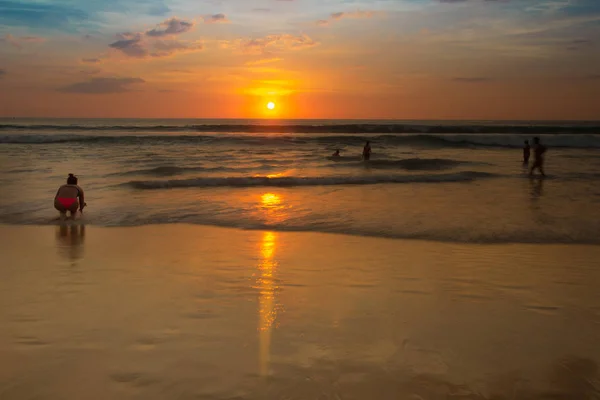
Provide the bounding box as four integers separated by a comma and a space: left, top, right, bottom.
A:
332, 149, 341, 157
523, 140, 531, 165
54, 174, 86, 218
529, 137, 547, 177
362, 141, 372, 161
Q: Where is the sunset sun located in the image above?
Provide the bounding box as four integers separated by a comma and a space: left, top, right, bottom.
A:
267, 102, 275, 110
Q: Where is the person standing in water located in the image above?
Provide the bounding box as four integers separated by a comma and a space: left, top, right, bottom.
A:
54, 173, 86, 218
529, 137, 547, 177
362, 141, 372, 161
523, 140, 531, 165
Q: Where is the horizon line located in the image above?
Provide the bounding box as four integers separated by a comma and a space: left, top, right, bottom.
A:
2, 117, 600, 123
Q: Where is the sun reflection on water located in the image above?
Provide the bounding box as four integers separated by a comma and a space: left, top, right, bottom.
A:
261, 192, 281, 206
258, 192, 290, 225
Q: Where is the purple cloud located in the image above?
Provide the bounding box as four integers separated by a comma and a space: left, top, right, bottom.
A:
203, 13, 228, 23
316, 11, 377, 26
109, 33, 147, 58
146, 18, 194, 37
238, 34, 318, 55
151, 40, 203, 57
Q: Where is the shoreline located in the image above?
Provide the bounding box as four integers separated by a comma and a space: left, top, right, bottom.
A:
2, 222, 600, 247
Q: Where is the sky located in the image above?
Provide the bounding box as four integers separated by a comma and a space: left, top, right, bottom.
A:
0, 0, 599, 120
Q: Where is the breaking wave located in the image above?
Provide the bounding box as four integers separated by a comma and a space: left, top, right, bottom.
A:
109, 165, 249, 177
2, 122, 599, 134
333, 158, 481, 171
125, 171, 497, 189
2, 132, 600, 148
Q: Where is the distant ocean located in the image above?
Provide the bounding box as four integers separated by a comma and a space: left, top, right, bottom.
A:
1, 118, 599, 244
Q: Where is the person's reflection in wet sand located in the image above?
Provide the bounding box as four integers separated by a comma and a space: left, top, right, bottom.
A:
529, 177, 545, 208
530, 176, 544, 199
55, 223, 85, 262
528, 177, 546, 224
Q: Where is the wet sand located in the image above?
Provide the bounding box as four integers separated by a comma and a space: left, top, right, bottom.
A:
1, 224, 600, 399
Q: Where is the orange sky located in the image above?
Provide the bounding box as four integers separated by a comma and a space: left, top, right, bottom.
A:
1, 0, 600, 120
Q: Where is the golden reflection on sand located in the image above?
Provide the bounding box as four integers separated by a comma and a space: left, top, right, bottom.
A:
257, 230, 279, 377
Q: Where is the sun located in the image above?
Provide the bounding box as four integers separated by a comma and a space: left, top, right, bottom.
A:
267, 101, 275, 110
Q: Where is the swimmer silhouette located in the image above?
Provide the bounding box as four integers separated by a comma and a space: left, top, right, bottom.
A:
529, 137, 547, 177
523, 140, 531, 165
362, 141, 371, 161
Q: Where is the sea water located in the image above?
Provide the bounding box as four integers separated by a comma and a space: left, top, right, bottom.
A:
1, 118, 600, 244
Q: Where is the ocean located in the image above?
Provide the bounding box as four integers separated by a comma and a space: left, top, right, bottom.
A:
1, 118, 600, 243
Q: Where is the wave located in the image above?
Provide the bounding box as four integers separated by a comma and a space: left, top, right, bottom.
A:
125, 171, 497, 189
110, 165, 246, 177
186, 220, 600, 244
327, 155, 364, 161
2, 122, 600, 134
2, 132, 600, 148
2, 208, 598, 245
355, 158, 477, 171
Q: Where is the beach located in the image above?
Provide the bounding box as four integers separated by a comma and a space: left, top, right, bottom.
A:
1, 119, 600, 398
1, 224, 600, 399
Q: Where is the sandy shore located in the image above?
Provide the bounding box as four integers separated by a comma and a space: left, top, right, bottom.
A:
1, 224, 600, 399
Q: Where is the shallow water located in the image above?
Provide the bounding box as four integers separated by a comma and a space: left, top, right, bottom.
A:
1, 119, 600, 244
1, 225, 599, 399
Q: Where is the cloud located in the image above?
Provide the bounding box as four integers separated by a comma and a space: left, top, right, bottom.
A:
109, 33, 147, 58
316, 10, 377, 26
237, 34, 318, 55
58, 77, 145, 94
0, 68, 5, 77
81, 58, 101, 64
0, 34, 45, 48
565, 38, 593, 50
151, 40, 203, 57
244, 57, 283, 66
109, 29, 203, 59
203, 13, 228, 24
452, 77, 495, 83
146, 17, 194, 37
108, 18, 201, 58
